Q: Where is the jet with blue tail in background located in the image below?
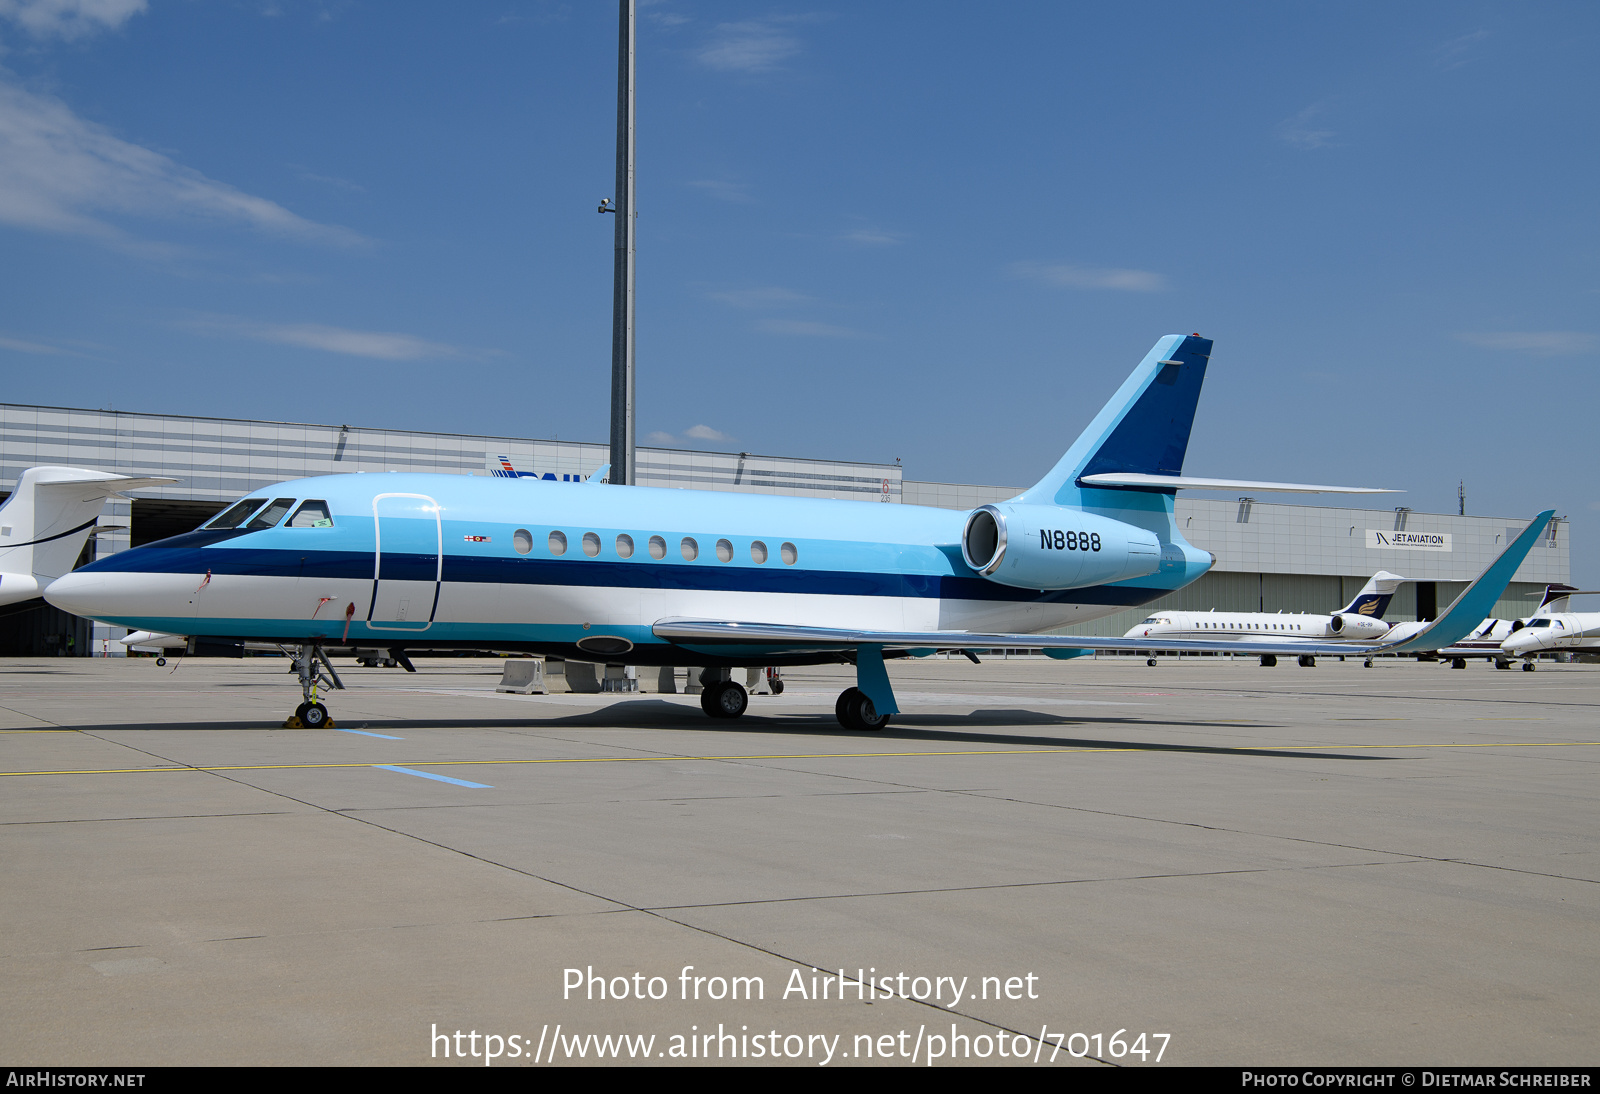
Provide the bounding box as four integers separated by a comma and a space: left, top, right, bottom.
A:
42, 334, 1550, 731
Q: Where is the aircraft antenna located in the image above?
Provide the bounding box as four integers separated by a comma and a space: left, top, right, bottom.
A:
607, 0, 637, 485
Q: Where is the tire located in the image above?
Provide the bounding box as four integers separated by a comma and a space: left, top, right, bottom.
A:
301, 702, 329, 729
770, 679, 784, 696
1495, 659, 1511, 670
1145, 658, 1157, 667
836, 687, 889, 731
1451, 658, 1467, 669
702, 681, 747, 719
1363, 659, 1374, 668
1298, 655, 1316, 668
1259, 655, 1276, 667
156, 657, 166, 666
1522, 662, 1536, 672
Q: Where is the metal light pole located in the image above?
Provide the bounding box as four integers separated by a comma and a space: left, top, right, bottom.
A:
607, 0, 636, 486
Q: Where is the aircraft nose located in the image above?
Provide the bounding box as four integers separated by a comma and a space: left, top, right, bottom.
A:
43, 571, 107, 618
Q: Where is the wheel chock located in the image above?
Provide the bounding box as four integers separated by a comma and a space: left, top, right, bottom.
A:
282, 716, 304, 728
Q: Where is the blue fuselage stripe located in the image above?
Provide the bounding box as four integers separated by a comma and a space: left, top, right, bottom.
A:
81, 545, 1178, 607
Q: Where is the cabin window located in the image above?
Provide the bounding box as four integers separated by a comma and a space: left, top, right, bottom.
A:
513, 529, 532, 555
616, 534, 634, 559
245, 498, 297, 530
681, 537, 699, 561
582, 532, 601, 557
648, 535, 666, 559
715, 538, 734, 562
287, 500, 333, 528
548, 530, 568, 556
207, 497, 269, 529
781, 541, 798, 565
751, 540, 769, 564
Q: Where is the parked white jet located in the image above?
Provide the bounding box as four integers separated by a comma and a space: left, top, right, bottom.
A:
1125, 570, 1407, 667
0, 467, 176, 609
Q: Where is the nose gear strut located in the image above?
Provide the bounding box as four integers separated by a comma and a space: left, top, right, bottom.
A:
282, 644, 345, 728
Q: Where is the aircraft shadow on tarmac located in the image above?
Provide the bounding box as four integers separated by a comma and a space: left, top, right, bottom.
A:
62, 698, 1385, 762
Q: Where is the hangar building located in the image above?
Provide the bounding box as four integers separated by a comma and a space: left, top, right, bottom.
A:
0, 402, 1569, 654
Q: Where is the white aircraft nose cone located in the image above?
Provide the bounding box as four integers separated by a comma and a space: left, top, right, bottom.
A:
43, 571, 106, 617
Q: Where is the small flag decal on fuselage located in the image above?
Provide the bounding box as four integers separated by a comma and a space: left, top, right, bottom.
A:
463, 535, 491, 542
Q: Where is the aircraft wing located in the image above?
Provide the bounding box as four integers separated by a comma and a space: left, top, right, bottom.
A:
654, 511, 1556, 661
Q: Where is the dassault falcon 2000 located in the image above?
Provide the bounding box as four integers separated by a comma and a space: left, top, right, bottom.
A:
42, 334, 1551, 731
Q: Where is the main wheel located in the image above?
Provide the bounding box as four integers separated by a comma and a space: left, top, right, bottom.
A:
701, 680, 747, 719
1495, 659, 1512, 670
770, 679, 784, 696
1297, 655, 1316, 668
1259, 655, 1277, 667
835, 687, 890, 731
300, 702, 329, 728
1145, 658, 1157, 667
1522, 662, 1536, 672
1363, 659, 1374, 668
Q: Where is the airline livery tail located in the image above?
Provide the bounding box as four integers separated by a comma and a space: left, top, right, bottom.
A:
1337, 571, 1408, 619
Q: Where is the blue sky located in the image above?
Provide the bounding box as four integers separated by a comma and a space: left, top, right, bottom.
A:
1, 2, 1596, 583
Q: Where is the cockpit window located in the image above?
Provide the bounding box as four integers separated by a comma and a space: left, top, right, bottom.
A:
207, 497, 269, 529
287, 500, 333, 528
1528, 619, 1552, 628
245, 498, 297, 530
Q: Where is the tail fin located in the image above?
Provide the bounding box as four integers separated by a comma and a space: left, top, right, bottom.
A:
0, 467, 176, 608
1339, 571, 1408, 619
1533, 583, 1580, 616
1016, 334, 1212, 507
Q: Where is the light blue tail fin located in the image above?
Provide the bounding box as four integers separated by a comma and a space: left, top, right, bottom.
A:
1016, 334, 1212, 509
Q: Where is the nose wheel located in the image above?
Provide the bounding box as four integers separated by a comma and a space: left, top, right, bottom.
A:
283, 644, 344, 728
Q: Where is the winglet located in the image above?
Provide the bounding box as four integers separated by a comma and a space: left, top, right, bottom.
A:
586, 463, 611, 484
1386, 511, 1555, 653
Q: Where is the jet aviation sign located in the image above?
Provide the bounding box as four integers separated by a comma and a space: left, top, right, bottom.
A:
1367, 530, 1452, 551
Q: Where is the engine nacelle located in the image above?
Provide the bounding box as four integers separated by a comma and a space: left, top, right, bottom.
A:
960, 504, 1161, 591
1325, 613, 1390, 640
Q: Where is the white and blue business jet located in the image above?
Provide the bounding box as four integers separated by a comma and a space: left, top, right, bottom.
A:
42, 334, 1553, 731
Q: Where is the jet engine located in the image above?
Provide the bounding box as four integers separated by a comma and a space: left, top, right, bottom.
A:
960, 504, 1161, 591
1325, 613, 1390, 640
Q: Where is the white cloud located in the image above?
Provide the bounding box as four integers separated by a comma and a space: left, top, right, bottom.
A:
1277, 103, 1336, 150
0, 0, 144, 39
181, 314, 475, 361
1009, 260, 1166, 293
710, 286, 813, 309
1455, 331, 1598, 356
644, 431, 677, 446
0, 81, 363, 250
697, 20, 801, 72
684, 424, 733, 442
839, 227, 902, 246
0, 332, 69, 354
754, 318, 872, 338
1435, 29, 1488, 70
687, 179, 753, 204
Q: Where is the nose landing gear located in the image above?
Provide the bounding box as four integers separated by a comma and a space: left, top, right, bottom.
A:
282, 644, 345, 728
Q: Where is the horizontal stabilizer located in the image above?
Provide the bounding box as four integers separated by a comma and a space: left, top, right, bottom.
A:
1079, 474, 1399, 494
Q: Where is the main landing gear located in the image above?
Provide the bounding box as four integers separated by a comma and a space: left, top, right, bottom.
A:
835, 687, 890, 731
283, 644, 344, 728
700, 676, 749, 719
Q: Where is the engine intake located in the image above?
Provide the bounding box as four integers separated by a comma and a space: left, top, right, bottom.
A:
960, 504, 1161, 591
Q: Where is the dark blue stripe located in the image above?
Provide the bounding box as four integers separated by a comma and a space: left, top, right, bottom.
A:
81, 545, 1171, 607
